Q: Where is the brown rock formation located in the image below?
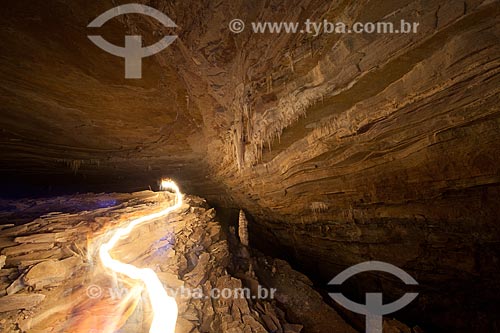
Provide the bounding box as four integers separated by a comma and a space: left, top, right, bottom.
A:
1, 0, 499, 332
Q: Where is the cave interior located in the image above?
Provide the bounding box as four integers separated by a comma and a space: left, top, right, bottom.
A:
0, 1, 499, 333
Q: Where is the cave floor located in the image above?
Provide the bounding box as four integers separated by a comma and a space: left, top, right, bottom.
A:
0, 191, 422, 333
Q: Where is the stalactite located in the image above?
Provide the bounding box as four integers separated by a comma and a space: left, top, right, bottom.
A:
310, 202, 329, 213
229, 84, 247, 171
59, 159, 100, 174
69, 160, 82, 174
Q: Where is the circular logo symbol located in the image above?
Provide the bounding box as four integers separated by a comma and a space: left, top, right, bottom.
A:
229, 19, 245, 33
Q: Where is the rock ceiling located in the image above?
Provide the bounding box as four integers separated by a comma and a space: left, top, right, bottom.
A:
0, 0, 499, 331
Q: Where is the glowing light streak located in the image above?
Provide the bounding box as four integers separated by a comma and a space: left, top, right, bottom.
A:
99, 179, 182, 333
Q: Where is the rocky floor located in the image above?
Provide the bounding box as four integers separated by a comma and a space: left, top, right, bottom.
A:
0, 191, 419, 333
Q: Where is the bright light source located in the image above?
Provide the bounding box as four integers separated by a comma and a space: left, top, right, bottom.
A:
99, 179, 182, 333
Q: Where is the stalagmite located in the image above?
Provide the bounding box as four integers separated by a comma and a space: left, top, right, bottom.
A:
238, 209, 249, 247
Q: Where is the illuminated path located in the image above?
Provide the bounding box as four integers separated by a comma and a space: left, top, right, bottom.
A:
99, 179, 182, 333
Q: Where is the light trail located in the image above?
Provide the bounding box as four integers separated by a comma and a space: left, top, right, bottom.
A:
99, 179, 182, 333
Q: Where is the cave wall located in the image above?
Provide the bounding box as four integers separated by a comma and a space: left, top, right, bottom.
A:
168, 0, 500, 331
